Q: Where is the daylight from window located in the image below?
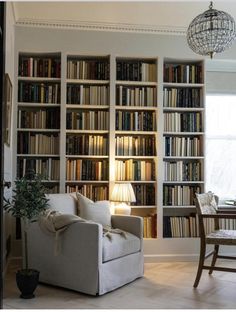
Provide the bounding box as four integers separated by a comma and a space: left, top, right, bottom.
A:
206, 95, 236, 200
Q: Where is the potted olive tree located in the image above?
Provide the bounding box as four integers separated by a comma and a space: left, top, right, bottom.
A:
4, 171, 49, 299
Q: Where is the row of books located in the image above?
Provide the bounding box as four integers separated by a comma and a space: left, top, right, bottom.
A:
67, 84, 109, 106
18, 109, 60, 129
164, 136, 202, 157
115, 159, 155, 181
164, 112, 202, 132
163, 215, 236, 238
66, 110, 109, 130
115, 135, 156, 156
66, 186, 109, 201
163, 185, 201, 206
143, 213, 157, 238
19, 56, 61, 78
163, 215, 199, 237
66, 135, 108, 156
163, 87, 202, 108
164, 160, 201, 181
17, 158, 60, 180
44, 184, 60, 194
67, 59, 110, 80
133, 184, 155, 206
18, 82, 61, 104
116, 111, 156, 131
116, 86, 157, 107
117, 61, 156, 82
66, 159, 108, 181
18, 133, 60, 154
163, 63, 203, 84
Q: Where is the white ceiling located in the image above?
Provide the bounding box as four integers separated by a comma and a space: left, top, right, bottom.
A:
13, 1, 236, 33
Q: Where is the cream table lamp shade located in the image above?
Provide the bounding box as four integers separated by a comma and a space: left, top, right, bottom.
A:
110, 183, 136, 215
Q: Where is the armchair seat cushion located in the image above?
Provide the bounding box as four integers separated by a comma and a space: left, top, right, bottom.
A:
102, 232, 141, 262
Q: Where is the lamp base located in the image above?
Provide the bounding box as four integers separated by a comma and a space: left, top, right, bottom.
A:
114, 203, 131, 215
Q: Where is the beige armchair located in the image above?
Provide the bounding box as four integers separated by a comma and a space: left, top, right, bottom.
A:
27, 193, 144, 295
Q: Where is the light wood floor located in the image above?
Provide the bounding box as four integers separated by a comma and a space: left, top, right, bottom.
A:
3, 260, 236, 309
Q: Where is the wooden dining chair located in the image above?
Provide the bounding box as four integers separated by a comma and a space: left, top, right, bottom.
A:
194, 192, 236, 287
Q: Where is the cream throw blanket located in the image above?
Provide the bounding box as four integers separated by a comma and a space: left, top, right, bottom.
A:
39, 210, 127, 255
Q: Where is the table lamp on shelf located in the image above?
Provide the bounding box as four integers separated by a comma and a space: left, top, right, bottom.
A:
110, 183, 136, 215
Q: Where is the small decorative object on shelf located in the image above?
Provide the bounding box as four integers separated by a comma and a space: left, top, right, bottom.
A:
111, 183, 136, 215
187, 1, 236, 58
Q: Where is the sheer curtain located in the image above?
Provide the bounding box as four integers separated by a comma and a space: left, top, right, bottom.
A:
206, 95, 236, 199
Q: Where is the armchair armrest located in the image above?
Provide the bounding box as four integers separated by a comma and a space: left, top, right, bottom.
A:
111, 215, 143, 239
28, 220, 103, 266
28, 220, 103, 295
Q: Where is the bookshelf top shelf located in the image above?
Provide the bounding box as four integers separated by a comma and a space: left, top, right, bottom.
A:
19, 52, 61, 58
66, 155, 109, 159
163, 156, 204, 160
163, 82, 204, 88
115, 180, 156, 184
131, 205, 157, 209
66, 104, 109, 110
18, 77, 61, 82
115, 131, 157, 135
66, 130, 109, 134
115, 106, 157, 111
17, 154, 60, 157
66, 79, 109, 85
115, 156, 156, 159
17, 128, 60, 132
163, 205, 196, 209
66, 180, 109, 184
163, 107, 204, 112
17, 103, 61, 108
116, 80, 157, 86
163, 132, 204, 136
163, 181, 204, 184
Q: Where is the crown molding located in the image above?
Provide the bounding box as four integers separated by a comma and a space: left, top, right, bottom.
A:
15, 18, 186, 36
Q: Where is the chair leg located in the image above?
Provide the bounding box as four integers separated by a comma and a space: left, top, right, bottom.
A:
209, 245, 219, 275
193, 242, 206, 288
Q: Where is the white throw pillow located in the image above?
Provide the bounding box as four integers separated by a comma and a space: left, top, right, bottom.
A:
76, 193, 111, 227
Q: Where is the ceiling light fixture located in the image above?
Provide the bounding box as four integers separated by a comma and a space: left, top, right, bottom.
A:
187, 1, 236, 58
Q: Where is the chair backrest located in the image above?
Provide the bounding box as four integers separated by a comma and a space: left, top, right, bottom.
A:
195, 192, 219, 236
195, 192, 218, 215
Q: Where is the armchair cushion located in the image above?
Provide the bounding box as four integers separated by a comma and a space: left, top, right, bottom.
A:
46, 193, 77, 215
102, 232, 141, 262
76, 193, 111, 227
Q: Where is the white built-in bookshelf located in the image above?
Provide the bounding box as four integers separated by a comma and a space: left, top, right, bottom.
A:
115, 57, 158, 238
17, 52, 61, 193
162, 59, 205, 238
65, 55, 110, 200
15, 52, 205, 240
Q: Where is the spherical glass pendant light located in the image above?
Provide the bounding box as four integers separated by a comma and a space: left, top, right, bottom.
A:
187, 1, 236, 58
